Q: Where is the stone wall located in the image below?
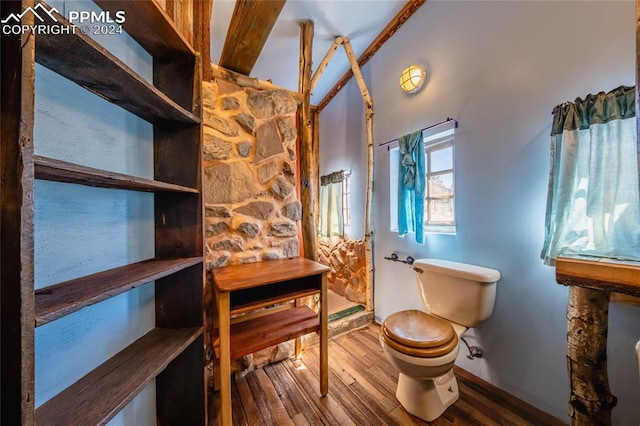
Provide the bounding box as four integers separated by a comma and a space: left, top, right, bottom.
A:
202, 80, 301, 268
318, 237, 367, 306
202, 78, 302, 375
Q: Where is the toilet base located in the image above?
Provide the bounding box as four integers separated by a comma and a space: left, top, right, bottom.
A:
396, 369, 459, 422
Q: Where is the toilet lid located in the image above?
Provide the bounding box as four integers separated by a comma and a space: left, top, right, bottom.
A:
381, 328, 459, 358
383, 310, 456, 349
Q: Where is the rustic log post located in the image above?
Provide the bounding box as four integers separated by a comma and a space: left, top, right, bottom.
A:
342, 38, 375, 311
199, 0, 213, 81
297, 20, 317, 261
311, 106, 320, 234
1, 1, 36, 422
316, 0, 425, 112
342, 39, 372, 104
363, 103, 375, 311
566, 286, 616, 425
310, 36, 343, 92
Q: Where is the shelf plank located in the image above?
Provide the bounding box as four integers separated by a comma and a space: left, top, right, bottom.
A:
556, 257, 640, 297
34, 155, 199, 193
93, 0, 194, 57
216, 306, 320, 360
34, 1, 199, 125
213, 257, 330, 292
35, 257, 202, 326
230, 288, 320, 316
36, 327, 202, 426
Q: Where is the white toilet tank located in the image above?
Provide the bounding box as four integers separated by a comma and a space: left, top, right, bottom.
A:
413, 259, 500, 328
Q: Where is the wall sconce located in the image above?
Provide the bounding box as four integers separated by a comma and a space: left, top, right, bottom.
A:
399, 65, 426, 94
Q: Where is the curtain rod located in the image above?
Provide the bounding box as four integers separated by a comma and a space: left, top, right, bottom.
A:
320, 169, 351, 179
378, 117, 458, 148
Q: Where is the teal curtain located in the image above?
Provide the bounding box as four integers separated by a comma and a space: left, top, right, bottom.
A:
319, 171, 344, 238
541, 85, 640, 264
398, 130, 425, 244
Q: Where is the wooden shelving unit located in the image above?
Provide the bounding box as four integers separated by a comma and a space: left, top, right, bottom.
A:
2, 0, 206, 424
212, 257, 330, 425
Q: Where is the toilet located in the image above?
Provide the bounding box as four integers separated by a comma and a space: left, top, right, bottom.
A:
380, 258, 500, 421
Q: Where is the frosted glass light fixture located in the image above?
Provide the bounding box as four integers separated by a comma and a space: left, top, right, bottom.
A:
400, 65, 426, 94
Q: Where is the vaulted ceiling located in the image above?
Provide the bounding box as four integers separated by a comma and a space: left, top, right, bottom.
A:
210, 0, 424, 107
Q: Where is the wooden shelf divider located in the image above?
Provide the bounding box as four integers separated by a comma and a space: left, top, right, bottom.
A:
34, 155, 199, 193
35, 257, 203, 326
35, 2, 199, 125
36, 327, 202, 425
93, 0, 195, 57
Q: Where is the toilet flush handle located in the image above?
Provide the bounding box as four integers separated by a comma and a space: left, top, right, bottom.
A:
413, 267, 424, 274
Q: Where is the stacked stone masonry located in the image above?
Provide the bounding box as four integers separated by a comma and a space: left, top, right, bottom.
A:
203, 79, 302, 375
202, 80, 301, 269
318, 237, 368, 305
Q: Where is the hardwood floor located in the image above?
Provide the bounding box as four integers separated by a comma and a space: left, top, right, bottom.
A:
209, 324, 566, 425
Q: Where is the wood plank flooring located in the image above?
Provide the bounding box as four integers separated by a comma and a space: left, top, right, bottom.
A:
209, 323, 566, 425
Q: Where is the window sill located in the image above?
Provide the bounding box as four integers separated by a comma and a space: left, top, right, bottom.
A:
425, 226, 456, 235
555, 257, 640, 297
390, 227, 456, 237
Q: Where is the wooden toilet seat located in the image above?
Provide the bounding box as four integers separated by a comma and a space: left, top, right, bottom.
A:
381, 310, 458, 358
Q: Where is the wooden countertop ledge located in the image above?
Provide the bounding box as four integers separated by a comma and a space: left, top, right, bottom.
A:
556, 257, 640, 297
213, 257, 330, 292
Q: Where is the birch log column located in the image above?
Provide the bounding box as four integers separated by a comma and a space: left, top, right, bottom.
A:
555, 258, 640, 424
343, 39, 375, 311
310, 37, 343, 92
566, 286, 616, 425
297, 20, 317, 261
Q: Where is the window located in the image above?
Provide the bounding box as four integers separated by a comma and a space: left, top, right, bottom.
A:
424, 130, 455, 233
389, 123, 456, 236
319, 170, 349, 238
542, 86, 640, 263
342, 171, 351, 228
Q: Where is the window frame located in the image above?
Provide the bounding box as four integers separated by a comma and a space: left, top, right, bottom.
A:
388, 124, 456, 236
424, 134, 455, 234
342, 170, 351, 228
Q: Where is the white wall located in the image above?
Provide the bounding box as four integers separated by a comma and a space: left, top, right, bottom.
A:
319, 1, 639, 422
34, 1, 156, 423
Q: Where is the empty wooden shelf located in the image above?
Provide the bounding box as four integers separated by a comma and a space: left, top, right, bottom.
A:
35, 2, 198, 124
34, 156, 199, 193
35, 257, 202, 326
214, 305, 320, 359
93, 0, 194, 58
36, 327, 202, 425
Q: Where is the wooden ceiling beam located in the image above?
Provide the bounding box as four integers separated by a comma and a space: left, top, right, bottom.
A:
316, 0, 426, 112
218, 0, 286, 76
